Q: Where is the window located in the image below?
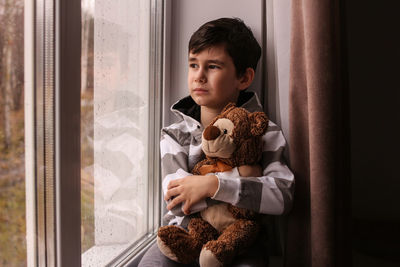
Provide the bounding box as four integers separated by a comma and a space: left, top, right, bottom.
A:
22, 0, 163, 265
0, 0, 26, 266
81, 0, 163, 265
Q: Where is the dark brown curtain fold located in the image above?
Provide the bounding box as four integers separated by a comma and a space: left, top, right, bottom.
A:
285, 0, 351, 266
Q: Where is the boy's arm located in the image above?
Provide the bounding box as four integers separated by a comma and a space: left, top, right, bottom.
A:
164, 165, 263, 215
160, 128, 209, 216
212, 121, 295, 215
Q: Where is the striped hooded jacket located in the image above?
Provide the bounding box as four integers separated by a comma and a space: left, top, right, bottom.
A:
161, 92, 294, 226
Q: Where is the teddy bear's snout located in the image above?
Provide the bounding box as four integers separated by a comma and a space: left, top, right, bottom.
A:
203, 125, 220, 141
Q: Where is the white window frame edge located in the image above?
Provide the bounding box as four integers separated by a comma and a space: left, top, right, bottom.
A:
24, 0, 37, 265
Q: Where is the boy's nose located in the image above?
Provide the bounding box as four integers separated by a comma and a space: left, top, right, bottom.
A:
195, 76, 206, 83
194, 69, 206, 83
203, 125, 220, 140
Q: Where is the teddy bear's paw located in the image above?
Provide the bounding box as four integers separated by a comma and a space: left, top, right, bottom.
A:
157, 225, 200, 264
199, 247, 223, 267
157, 235, 179, 262
200, 239, 236, 266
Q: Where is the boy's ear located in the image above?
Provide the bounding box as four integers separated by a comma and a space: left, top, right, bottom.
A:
238, 68, 255, 90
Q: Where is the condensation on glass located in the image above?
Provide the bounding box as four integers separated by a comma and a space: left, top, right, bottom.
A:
81, 0, 151, 265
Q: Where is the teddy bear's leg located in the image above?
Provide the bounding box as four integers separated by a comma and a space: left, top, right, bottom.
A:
157, 225, 198, 264
188, 217, 220, 244
199, 219, 260, 267
157, 219, 219, 264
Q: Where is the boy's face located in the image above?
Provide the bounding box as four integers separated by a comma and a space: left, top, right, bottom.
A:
188, 44, 245, 110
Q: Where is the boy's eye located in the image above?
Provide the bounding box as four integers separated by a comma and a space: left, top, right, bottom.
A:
189, 63, 198, 68
208, 65, 220, 69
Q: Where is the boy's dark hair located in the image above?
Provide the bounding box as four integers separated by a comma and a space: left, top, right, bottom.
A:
189, 17, 261, 77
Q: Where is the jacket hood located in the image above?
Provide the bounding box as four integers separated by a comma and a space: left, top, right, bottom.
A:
171, 91, 264, 126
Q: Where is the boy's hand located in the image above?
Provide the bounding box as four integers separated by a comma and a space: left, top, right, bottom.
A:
238, 164, 262, 177
165, 175, 218, 215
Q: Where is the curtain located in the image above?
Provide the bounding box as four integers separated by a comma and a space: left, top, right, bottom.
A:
285, 0, 351, 266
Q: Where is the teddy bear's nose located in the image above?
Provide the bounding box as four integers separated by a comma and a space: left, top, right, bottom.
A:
203, 125, 220, 141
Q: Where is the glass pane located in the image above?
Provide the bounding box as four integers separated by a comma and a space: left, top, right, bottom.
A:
0, 0, 26, 265
81, 0, 151, 265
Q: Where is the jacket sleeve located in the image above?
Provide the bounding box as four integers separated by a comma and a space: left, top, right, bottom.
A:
160, 127, 208, 216
211, 121, 295, 215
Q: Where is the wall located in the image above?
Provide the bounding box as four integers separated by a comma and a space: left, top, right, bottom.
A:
265, 0, 291, 142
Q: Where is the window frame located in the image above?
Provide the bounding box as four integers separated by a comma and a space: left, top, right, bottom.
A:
25, 0, 164, 266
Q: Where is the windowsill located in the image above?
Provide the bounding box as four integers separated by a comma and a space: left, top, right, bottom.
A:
82, 243, 131, 266
82, 234, 157, 266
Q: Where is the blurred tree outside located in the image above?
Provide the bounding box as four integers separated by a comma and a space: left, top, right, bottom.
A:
81, 0, 95, 254
0, 0, 26, 266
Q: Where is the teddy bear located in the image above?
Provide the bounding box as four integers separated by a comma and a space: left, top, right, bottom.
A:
157, 103, 269, 266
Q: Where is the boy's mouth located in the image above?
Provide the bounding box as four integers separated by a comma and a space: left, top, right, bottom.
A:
193, 88, 208, 93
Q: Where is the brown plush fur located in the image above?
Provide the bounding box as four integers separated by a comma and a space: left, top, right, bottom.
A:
196, 103, 268, 168
158, 218, 219, 264
202, 219, 260, 264
157, 103, 269, 266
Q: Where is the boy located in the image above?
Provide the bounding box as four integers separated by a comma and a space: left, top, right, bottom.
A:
139, 18, 294, 266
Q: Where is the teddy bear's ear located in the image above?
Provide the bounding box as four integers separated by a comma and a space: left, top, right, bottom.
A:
250, 112, 269, 136
221, 102, 236, 114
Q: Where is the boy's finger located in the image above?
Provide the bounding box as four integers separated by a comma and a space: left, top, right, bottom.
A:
164, 187, 180, 201
182, 202, 191, 215
167, 195, 184, 210
167, 179, 181, 189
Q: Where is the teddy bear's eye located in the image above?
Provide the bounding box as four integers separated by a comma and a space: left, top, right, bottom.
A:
223, 129, 228, 134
